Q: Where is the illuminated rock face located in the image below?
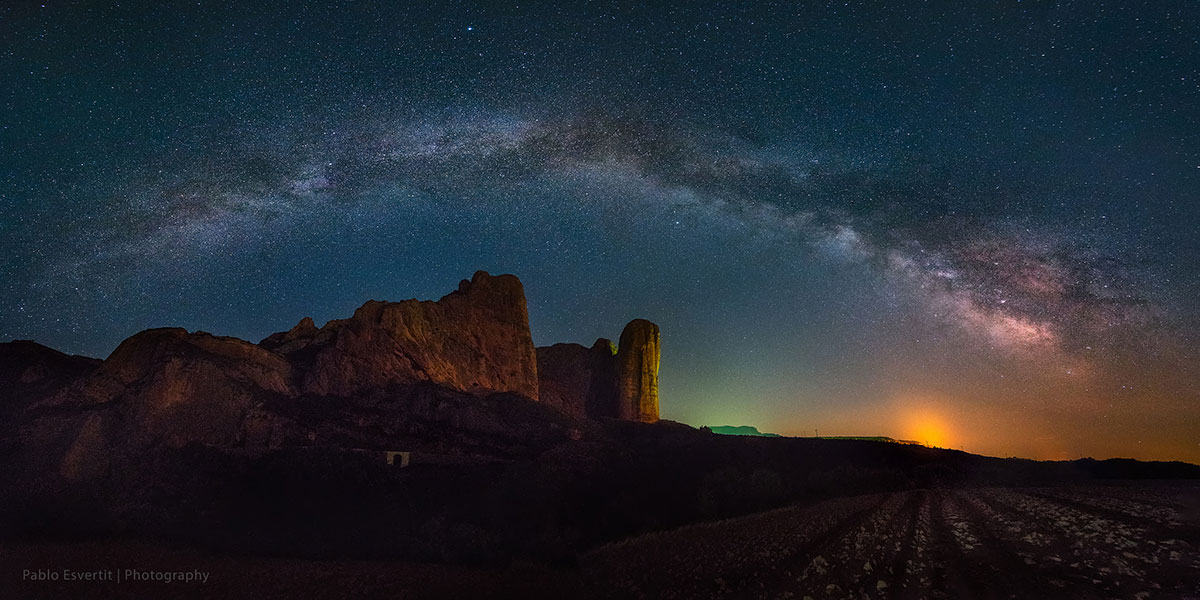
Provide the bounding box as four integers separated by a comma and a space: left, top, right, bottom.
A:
263, 271, 540, 400
616, 319, 660, 423
535, 320, 660, 423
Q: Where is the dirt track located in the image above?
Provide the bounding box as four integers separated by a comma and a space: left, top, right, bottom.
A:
585, 486, 1200, 599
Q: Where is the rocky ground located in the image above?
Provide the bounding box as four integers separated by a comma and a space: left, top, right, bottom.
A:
4, 485, 1197, 599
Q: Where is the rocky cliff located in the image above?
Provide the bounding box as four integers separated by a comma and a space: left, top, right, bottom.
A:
5, 272, 662, 486
535, 319, 660, 423
535, 339, 618, 420
260, 270, 540, 400
616, 319, 660, 423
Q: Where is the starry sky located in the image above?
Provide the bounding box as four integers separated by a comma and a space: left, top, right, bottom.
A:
3, 1, 1198, 462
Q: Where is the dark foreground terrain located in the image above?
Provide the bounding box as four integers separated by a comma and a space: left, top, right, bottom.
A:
587, 485, 1200, 600
5, 483, 1198, 599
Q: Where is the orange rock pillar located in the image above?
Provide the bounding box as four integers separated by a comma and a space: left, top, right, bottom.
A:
616, 319, 660, 423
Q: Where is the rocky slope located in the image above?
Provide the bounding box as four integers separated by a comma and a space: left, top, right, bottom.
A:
12, 329, 296, 482
54, 328, 294, 445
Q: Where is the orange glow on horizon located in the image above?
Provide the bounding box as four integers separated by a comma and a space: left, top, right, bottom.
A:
900, 408, 954, 449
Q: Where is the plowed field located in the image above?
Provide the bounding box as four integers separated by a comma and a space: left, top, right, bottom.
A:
586, 487, 1200, 599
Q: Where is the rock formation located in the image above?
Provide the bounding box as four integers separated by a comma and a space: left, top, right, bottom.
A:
45, 328, 295, 448
534, 343, 592, 418
0, 341, 101, 468
535, 338, 618, 420
260, 271, 540, 400
535, 319, 660, 423
258, 316, 318, 353
5, 271, 661, 486
0, 340, 100, 412
616, 319, 660, 423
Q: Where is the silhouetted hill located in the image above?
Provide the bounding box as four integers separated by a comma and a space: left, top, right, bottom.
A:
708, 425, 781, 437
0, 341, 99, 422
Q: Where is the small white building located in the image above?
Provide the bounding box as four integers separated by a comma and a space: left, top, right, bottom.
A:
384, 451, 411, 468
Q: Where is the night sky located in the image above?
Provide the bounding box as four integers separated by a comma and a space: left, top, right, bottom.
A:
3, 1, 1198, 462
